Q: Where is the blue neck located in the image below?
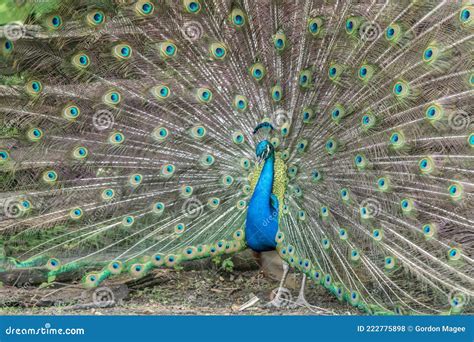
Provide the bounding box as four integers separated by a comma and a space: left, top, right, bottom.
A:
245, 154, 278, 252
253, 154, 275, 202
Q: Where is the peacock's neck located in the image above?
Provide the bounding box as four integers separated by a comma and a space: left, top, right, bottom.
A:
245, 153, 278, 252
252, 154, 275, 203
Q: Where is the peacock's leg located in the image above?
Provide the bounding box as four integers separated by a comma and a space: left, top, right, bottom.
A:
287, 273, 311, 308
264, 261, 290, 308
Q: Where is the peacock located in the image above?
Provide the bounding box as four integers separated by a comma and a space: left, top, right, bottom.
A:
0, 0, 473, 315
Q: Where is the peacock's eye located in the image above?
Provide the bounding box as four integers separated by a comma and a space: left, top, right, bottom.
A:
72, 53, 91, 69
459, 6, 472, 24
160, 41, 177, 58
232, 131, 244, 144
103, 90, 121, 105
48, 15, 63, 29
27, 128, 43, 142
152, 126, 169, 142
234, 95, 248, 111
43, 170, 58, 183
298, 69, 312, 88
302, 108, 314, 123
230, 8, 246, 27
123, 216, 135, 226
308, 17, 323, 36
161, 163, 175, 177
184, 0, 201, 14
93, 12, 103, 23
26, 80, 43, 96
328, 63, 343, 81
250, 63, 266, 81
424, 103, 443, 124
136, 1, 154, 16
400, 198, 414, 214
151, 85, 171, 100
346, 20, 353, 31
325, 138, 338, 154
0, 150, 9, 162
273, 31, 287, 51
196, 87, 212, 103
87, 10, 105, 26
129, 173, 143, 186
386, 27, 395, 38
109, 132, 125, 145
418, 156, 434, 174
448, 183, 463, 201
424, 48, 433, 59
357, 64, 374, 82
102, 188, 115, 200
62, 104, 80, 120
73, 146, 88, 159
3, 39, 13, 54
393, 82, 403, 95
385, 24, 401, 42
113, 43, 133, 60
191, 125, 207, 139
271, 85, 282, 102
210, 42, 227, 60
70, 207, 83, 219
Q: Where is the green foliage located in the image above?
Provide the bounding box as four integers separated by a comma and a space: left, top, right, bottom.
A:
0, 125, 18, 138
212, 256, 234, 273
0, 0, 61, 25
221, 258, 234, 273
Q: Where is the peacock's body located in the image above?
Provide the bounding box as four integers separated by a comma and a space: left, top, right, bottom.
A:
0, 0, 473, 315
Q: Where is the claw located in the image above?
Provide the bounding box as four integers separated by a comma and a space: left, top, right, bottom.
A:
265, 261, 290, 308
289, 273, 326, 312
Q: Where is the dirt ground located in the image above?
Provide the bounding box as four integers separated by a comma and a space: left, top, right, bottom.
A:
0, 252, 361, 316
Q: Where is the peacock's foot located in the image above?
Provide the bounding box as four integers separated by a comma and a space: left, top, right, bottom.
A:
264, 286, 292, 308
264, 260, 291, 308
289, 292, 319, 309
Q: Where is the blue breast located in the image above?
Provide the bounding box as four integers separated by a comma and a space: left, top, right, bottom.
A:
245, 155, 278, 252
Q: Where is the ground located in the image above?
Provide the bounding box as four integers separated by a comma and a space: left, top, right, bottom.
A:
0, 252, 360, 315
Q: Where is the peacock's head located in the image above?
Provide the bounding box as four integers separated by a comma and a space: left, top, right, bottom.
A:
255, 140, 274, 163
